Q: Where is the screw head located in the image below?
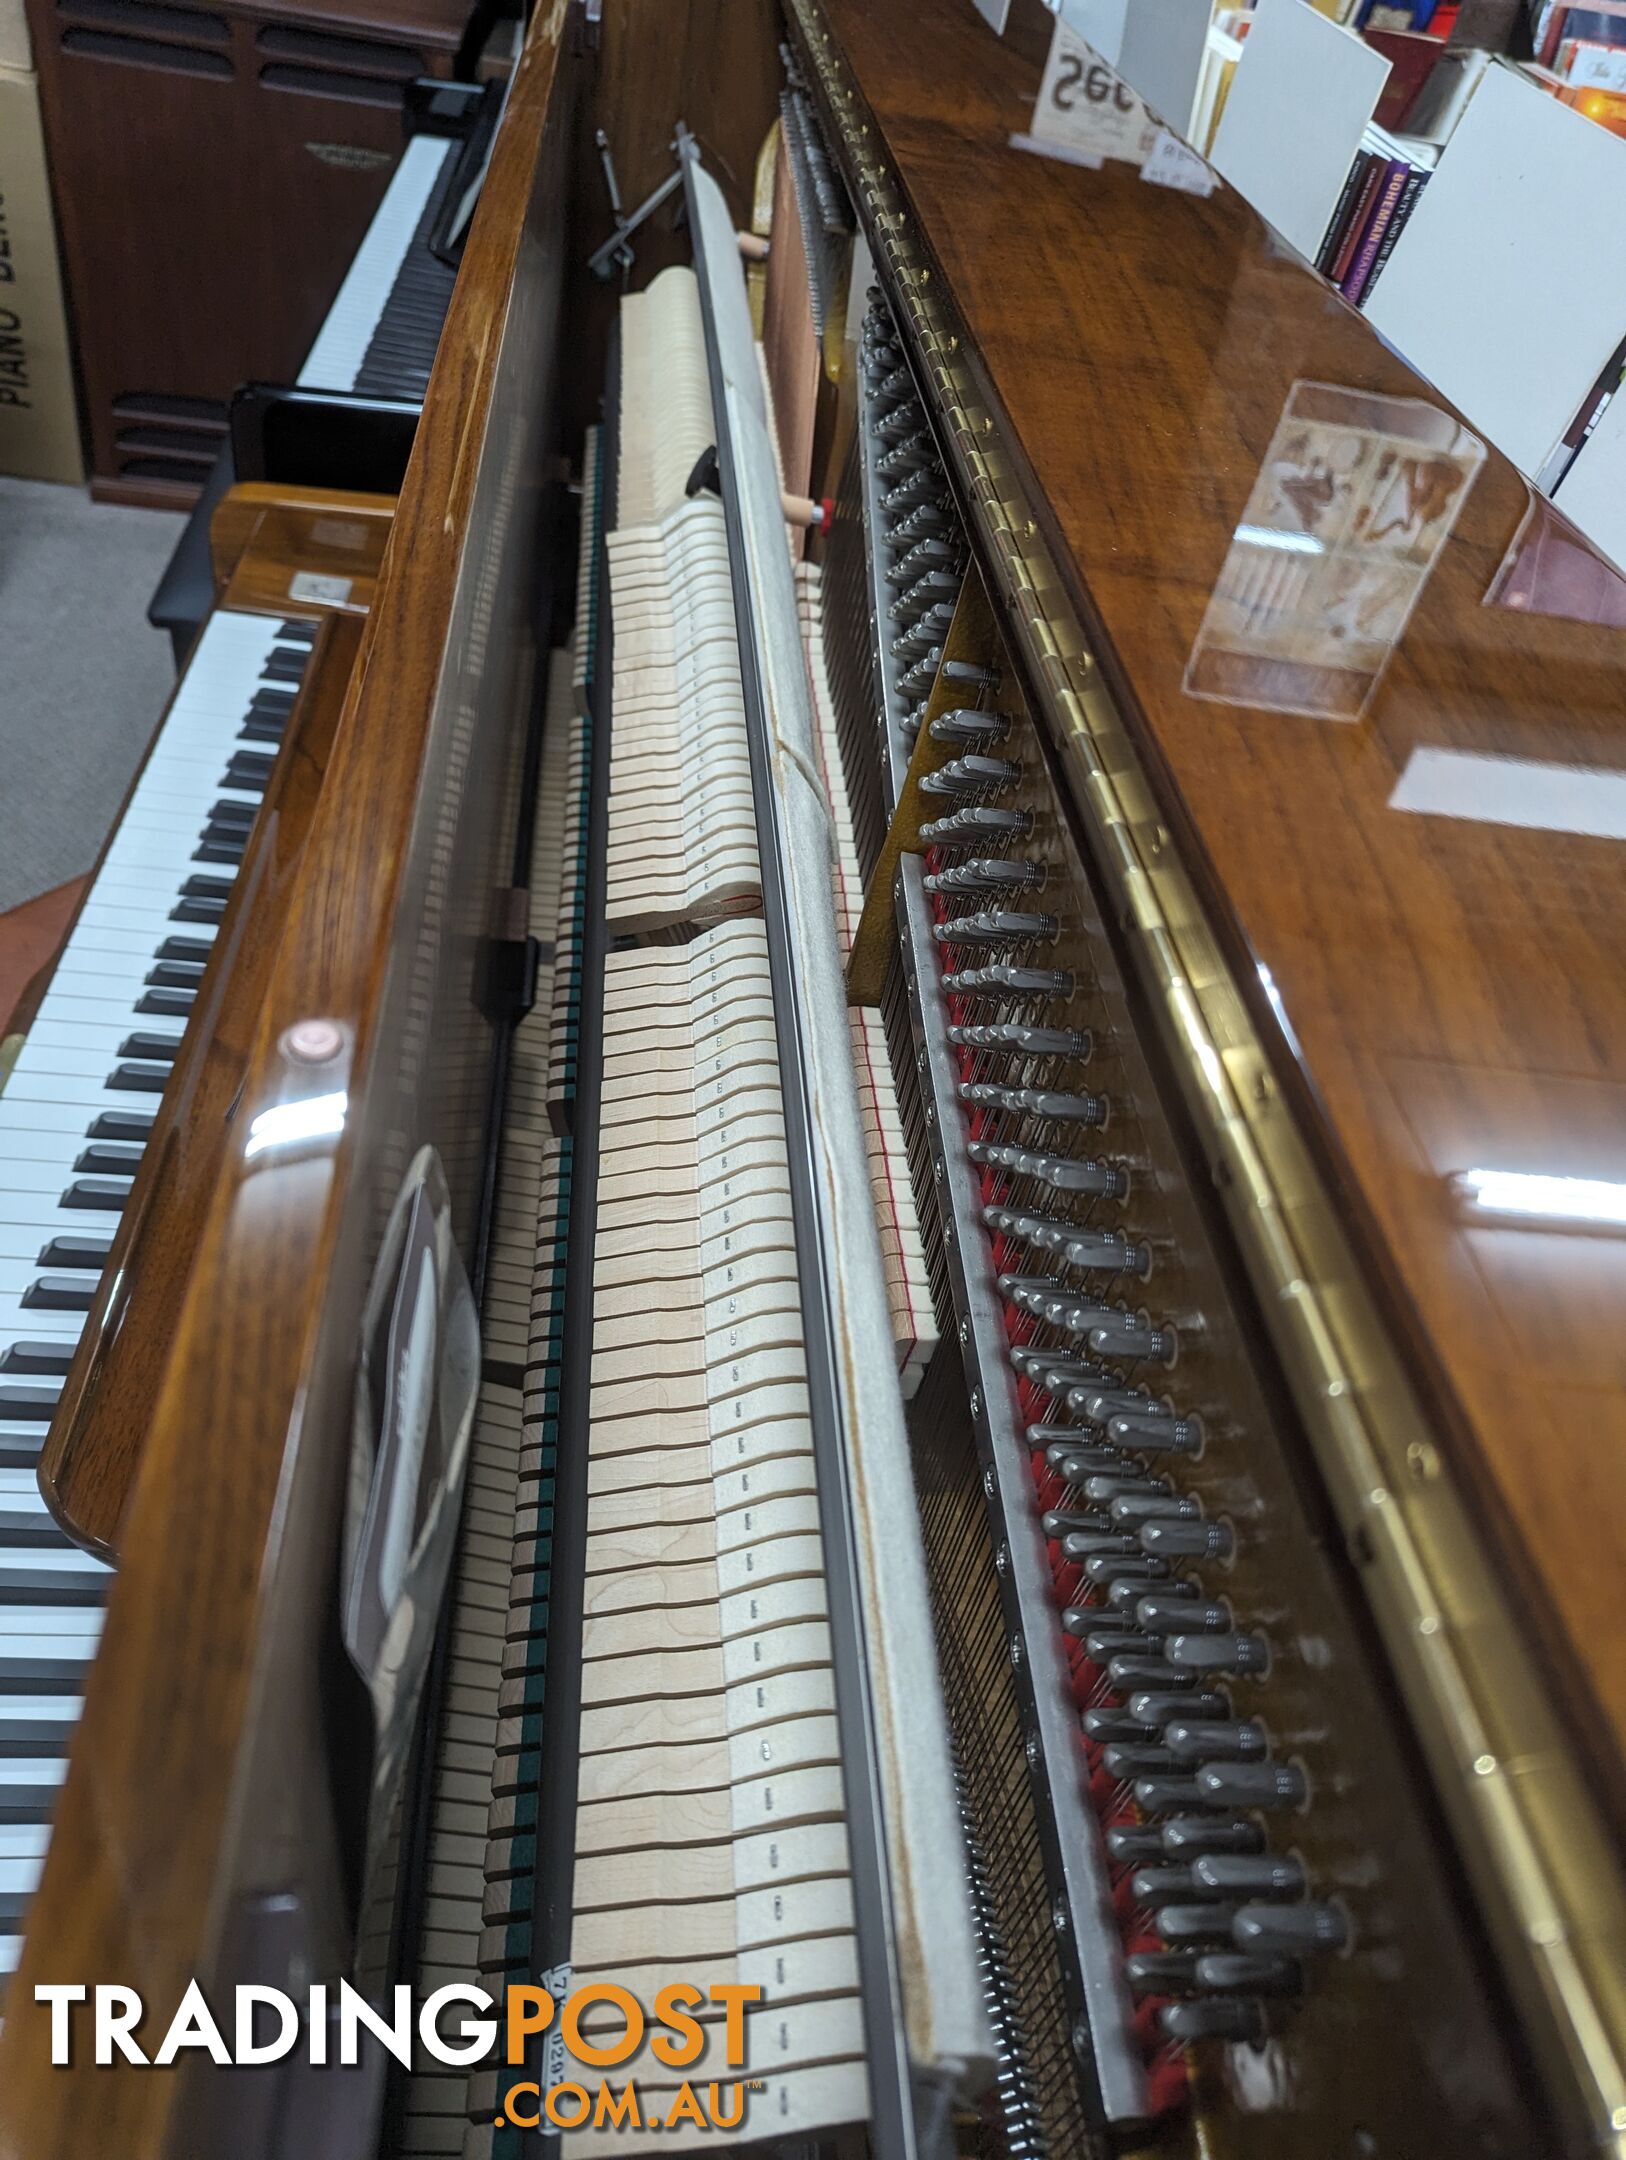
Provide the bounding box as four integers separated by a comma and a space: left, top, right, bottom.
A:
1025, 1733, 1040, 1768
982, 1466, 995, 1497
1051, 1896, 1069, 1935
995, 1542, 1008, 1575
970, 1390, 981, 1418
1009, 1630, 1023, 1669
1072, 2020, 1091, 2062
958, 1317, 970, 1345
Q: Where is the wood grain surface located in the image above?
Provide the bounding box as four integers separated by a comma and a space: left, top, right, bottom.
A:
808, 0, 1626, 1833
0, 7, 576, 2148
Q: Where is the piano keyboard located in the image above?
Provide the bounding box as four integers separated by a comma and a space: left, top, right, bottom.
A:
0, 606, 315, 1995
298, 133, 458, 400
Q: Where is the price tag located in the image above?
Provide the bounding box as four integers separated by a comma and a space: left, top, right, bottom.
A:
1013, 21, 1157, 169
1141, 127, 1219, 196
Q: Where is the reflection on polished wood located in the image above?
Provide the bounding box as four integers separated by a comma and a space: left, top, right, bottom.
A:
808, 0, 1626, 1839
39, 609, 364, 1562
210, 483, 398, 619
0, 8, 576, 2152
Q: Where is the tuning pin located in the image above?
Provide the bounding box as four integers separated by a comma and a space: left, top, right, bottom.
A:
964, 1083, 1107, 1129
1124, 1950, 1201, 1997
969, 1142, 1127, 1198
1152, 1902, 1240, 1944
1090, 1312, 1177, 1364
1195, 1760, 1306, 1810
1141, 1517, 1232, 1560
1110, 1492, 1201, 1529
1082, 1706, 1154, 1744
1231, 1901, 1349, 1954
1107, 1407, 1203, 1456
951, 1020, 1089, 1056
1128, 1689, 1228, 1728
1105, 1823, 1166, 1864
1137, 1594, 1229, 1636
1166, 1710, 1269, 1762
919, 754, 1022, 798
929, 707, 1012, 747
1165, 1633, 1271, 1680
1159, 1997, 1268, 2044
918, 805, 1034, 848
925, 857, 1043, 895
1192, 1952, 1303, 1998
1191, 1852, 1304, 1897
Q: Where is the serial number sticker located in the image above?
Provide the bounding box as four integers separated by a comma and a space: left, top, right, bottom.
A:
289, 570, 354, 605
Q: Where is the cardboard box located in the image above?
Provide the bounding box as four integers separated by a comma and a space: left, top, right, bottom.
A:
0, 0, 28, 73
0, 62, 84, 486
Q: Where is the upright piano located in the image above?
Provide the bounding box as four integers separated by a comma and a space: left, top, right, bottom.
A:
3, 4, 1624, 2159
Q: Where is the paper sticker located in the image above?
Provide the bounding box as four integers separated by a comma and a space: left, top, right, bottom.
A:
288, 568, 353, 605
1141, 126, 1219, 196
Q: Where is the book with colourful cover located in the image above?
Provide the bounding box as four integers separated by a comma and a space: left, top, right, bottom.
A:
1341, 155, 1411, 294
1356, 165, 1429, 297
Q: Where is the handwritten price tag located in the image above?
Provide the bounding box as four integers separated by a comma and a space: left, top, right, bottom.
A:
1013, 22, 1157, 169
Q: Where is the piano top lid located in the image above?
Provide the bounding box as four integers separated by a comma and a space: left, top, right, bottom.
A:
807, 0, 1626, 1827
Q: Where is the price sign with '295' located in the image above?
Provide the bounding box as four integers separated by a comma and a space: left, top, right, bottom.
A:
1027, 23, 1156, 166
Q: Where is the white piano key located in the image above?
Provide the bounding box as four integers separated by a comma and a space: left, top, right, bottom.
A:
299, 136, 453, 392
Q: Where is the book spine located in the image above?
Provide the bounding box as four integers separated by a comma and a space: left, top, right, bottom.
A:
1329, 157, 1384, 284
1356, 167, 1426, 301
1316, 154, 1370, 273
1343, 161, 1410, 299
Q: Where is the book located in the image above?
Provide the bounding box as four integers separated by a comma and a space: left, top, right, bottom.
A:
1317, 148, 1376, 266
1356, 164, 1429, 297
1367, 29, 1452, 132
1342, 155, 1411, 293
1329, 152, 1386, 279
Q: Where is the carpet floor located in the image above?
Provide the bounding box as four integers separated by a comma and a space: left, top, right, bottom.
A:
0, 476, 184, 914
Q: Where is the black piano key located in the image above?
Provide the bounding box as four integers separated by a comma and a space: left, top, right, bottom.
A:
171, 898, 225, 924
21, 1276, 96, 1311
136, 988, 195, 1018
180, 875, 232, 903
118, 1033, 181, 1063
208, 798, 257, 827
147, 960, 205, 989
238, 718, 287, 746
60, 1178, 132, 1212
0, 1343, 75, 1377
193, 838, 246, 866
106, 1062, 172, 1093
38, 1236, 112, 1268
276, 617, 317, 641
248, 689, 298, 716
0, 1384, 60, 1422
157, 937, 212, 965
260, 651, 309, 683
74, 1141, 144, 1174
87, 1110, 155, 1142
223, 753, 274, 789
